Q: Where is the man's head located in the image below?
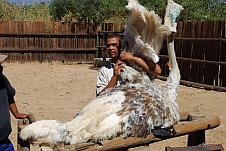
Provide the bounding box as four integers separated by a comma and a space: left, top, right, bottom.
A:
106, 34, 122, 62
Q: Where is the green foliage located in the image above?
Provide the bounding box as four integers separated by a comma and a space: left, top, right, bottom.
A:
48, 0, 129, 26
49, 0, 75, 22
174, 0, 226, 21
73, 0, 104, 24
0, 0, 50, 21
0, 0, 225, 24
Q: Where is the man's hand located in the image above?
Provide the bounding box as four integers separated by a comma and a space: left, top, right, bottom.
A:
120, 52, 134, 61
14, 113, 28, 119
113, 61, 124, 77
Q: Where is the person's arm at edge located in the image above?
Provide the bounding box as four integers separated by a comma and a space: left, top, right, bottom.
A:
9, 96, 28, 119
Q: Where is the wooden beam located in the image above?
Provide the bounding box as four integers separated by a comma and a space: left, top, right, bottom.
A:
179, 111, 189, 121
17, 119, 30, 151
82, 135, 160, 151
159, 55, 226, 66
0, 48, 98, 52
165, 144, 225, 151
0, 33, 98, 37
187, 112, 206, 146
17, 113, 36, 151
157, 76, 226, 92
174, 37, 226, 42
173, 115, 220, 137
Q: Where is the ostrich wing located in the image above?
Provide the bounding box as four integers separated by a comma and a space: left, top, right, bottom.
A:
122, 0, 171, 62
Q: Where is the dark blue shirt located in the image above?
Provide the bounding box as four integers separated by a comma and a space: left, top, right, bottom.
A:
0, 74, 15, 141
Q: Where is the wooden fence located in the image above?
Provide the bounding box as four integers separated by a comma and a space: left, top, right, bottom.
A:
98, 21, 226, 91
158, 20, 226, 91
0, 21, 98, 63
0, 20, 225, 91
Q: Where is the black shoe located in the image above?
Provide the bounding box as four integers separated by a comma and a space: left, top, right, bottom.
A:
151, 128, 172, 138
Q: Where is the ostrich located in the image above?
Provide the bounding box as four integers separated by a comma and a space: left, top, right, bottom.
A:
20, 0, 183, 151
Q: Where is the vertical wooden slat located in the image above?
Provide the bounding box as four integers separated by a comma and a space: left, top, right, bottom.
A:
181, 22, 192, 81
49, 22, 55, 62
60, 22, 67, 63
175, 21, 183, 57
31, 22, 36, 62
37, 22, 42, 63
17, 21, 24, 63
196, 21, 204, 83
219, 20, 226, 87
189, 22, 197, 83
65, 23, 70, 62
177, 22, 185, 80
11, 21, 17, 62
55, 22, 61, 63
213, 20, 221, 86
204, 21, 215, 85
0, 21, 4, 50
201, 21, 209, 85
24, 21, 29, 62
191, 21, 202, 83
209, 21, 217, 85
3, 22, 10, 49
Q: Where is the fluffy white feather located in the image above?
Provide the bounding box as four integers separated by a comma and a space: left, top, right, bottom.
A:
19, 120, 70, 148
122, 0, 171, 61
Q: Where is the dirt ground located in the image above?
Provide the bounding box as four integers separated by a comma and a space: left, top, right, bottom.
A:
3, 62, 225, 151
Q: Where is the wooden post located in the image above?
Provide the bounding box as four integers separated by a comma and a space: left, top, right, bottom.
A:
17, 113, 36, 151
27, 113, 35, 124
17, 119, 30, 151
187, 112, 206, 146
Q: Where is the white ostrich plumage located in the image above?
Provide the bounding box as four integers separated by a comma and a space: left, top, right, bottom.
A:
19, 0, 181, 150
121, 0, 171, 63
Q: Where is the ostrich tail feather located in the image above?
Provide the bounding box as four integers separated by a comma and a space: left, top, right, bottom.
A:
123, 0, 170, 63
20, 120, 70, 147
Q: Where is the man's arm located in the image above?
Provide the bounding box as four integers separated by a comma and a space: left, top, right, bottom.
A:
96, 61, 124, 96
9, 97, 28, 119
120, 52, 161, 76
98, 75, 117, 95
101, 61, 124, 92
9, 103, 28, 119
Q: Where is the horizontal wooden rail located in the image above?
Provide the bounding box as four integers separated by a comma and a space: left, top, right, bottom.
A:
173, 115, 220, 136
159, 55, 226, 66
157, 76, 226, 92
0, 33, 98, 37
174, 37, 226, 42
96, 32, 226, 42
0, 48, 98, 52
97, 46, 106, 48
97, 31, 123, 34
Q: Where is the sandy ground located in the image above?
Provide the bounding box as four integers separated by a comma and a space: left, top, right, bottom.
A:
2, 63, 225, 151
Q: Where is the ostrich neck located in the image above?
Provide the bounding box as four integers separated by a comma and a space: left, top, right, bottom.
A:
167, 33, 178, 68
166, 33, 180, 88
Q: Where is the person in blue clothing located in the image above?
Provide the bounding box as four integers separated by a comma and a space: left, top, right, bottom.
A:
0, 54, 28, 151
